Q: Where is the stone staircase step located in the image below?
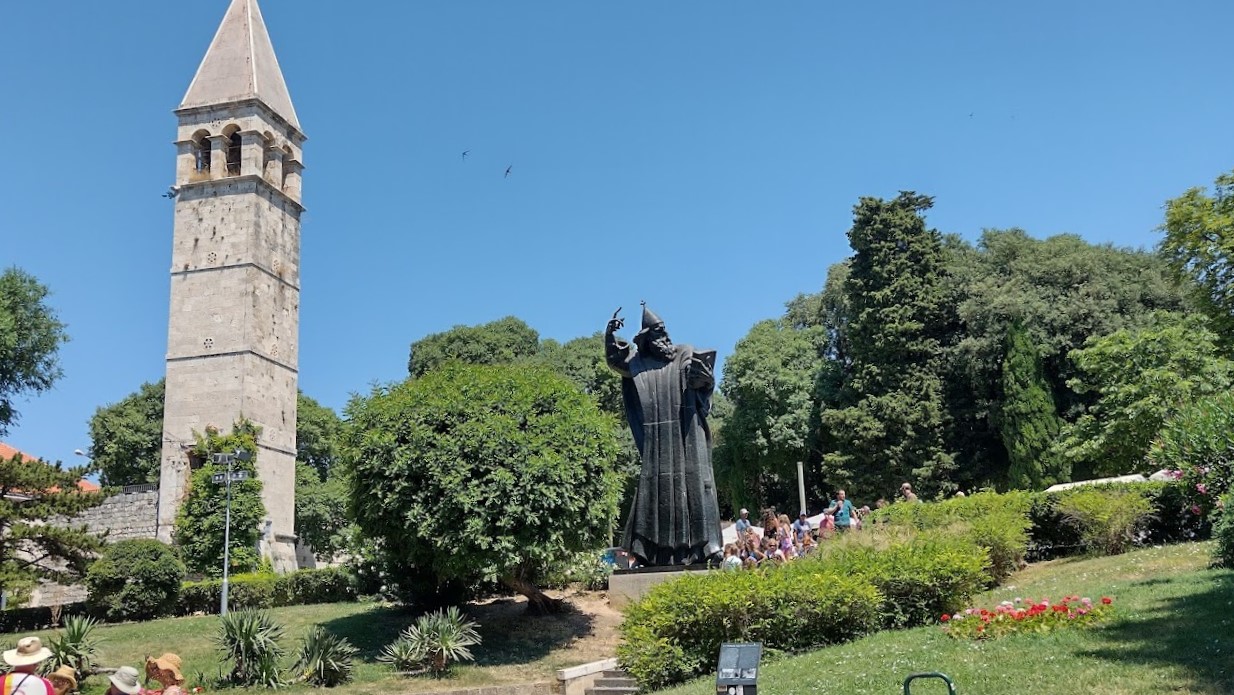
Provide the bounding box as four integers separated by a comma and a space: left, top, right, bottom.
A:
594, 679, 638, 688
586, 687, 640, 695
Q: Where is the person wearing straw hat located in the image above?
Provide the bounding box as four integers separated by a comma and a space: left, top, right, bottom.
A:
105, 667, 142, 695
2, 636, 54, 695
46, 667, 76, 695
144, 654, 185, 695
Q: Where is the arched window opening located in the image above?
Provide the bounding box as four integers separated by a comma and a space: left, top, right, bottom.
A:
281, 145, 293, 190
192, 131, 211, 173
226, 132, 242, 175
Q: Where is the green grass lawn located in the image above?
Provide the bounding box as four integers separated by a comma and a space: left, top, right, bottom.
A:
661, 542, 1234, 695
16, 591, 622, 695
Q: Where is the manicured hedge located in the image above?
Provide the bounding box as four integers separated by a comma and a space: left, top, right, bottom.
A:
178, 566, 358, 615
0, 603, 88, 633
1028, 482, 1207, 560
617, 529, 987, 689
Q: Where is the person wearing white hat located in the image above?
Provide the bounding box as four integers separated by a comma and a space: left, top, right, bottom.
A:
2, 636, 55, 695
105, 667, 142, 695
734, 508, 751, 535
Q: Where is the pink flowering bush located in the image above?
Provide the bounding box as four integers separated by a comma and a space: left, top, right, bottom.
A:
943, 595, 1114, 640
1148, 391, 1234, 516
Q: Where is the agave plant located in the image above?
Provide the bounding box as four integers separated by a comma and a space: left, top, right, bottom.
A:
45, 615, 103, 681
216, 609, 286, 688
291, 626, 357, 688
377, 635, 427, 674
404, 606, 481, 675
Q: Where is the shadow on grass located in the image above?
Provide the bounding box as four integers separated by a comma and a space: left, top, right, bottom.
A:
322, 605, 414, 662
469, 597, 596, 667
1082, 571, 1234, 692
321, 596, 596, 667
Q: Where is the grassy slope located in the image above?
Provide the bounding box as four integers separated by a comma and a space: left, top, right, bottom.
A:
20, 592, 621, 695
661, 542, 1234, 695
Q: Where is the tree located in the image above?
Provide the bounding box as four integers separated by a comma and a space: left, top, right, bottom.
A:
87, 380, 165, 486
0, 452, 105, 605
343, 363, 623, 613
0, 267, 69, 436
296, 393, 342, 480
85, 539, 185, 621
820, 193, 955, 498
999, 321, 1065, 489
713, 319, 831, 512
173, 422, 266, 576
533, 333, 623, 416
1056, 312, 1234, 476
408, 316, 540, 378
294, 462, 351, 560
1160, 170, 1234, 346
943, 229, 1192, 486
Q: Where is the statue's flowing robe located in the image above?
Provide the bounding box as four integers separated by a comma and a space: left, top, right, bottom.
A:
606, 337, 723, 565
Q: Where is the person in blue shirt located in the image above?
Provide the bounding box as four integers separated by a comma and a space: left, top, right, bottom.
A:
734, 508, 752, 535
827, 490, 855, 531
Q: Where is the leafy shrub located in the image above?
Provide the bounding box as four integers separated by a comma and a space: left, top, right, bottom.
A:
1150, 391, 1234, 512
45, 615, 103, 683
866, 492, 1029, 585
86, 540, 185, 621
291, 626, 357, 687
619, 558, 886, 688
0, 603, 87, 633
541, 551, 612, 591
179, 567, 358, 615
1056, 488, 1153, 555
1212, 493, 1234, 568
216, 609, 285, 688
384, 606, 481, 676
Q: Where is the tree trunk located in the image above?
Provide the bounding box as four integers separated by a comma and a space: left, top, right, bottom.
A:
501, 574, 565, 615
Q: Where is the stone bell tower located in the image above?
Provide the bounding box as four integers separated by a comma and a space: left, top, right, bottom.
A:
157, 0, 305, 571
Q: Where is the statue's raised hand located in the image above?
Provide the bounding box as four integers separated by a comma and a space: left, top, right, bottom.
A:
606, 307, 625, 334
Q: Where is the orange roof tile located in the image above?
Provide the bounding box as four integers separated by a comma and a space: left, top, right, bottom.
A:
0, 441, 102, 492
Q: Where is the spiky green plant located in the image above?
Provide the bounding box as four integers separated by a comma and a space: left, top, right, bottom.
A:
404, 606, 481, 675
291, 626, 357, 687
44, 615, 103, 682
216, 609, 285, 688
377, 636, 427, 675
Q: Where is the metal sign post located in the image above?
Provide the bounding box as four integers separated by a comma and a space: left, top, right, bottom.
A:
211, 450, 251, 615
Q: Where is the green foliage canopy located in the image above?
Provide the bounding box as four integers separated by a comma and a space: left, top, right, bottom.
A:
174, 422, 266, 576
0, 452, 105, 603
85, 539, 185, 621
0, 267, 69, 436
714, 318, 831, 512
1000, 321, 1065, 490
821, 192, 955, 498
1057, 312, 1234, 476
1160, 170, 1234, 345
408, 316, 541, 378
343, 363, 623, 612
87, 380, 165, 486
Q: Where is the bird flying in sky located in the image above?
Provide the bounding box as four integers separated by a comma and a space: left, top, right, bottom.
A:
505, 165, 512, 178
462, 150, 470, 160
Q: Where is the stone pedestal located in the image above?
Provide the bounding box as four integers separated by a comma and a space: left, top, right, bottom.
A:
608, 564, 715, 609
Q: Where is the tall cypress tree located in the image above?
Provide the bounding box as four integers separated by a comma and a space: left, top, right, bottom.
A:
1000, 321, 1065, 489
821, 192, 955, 498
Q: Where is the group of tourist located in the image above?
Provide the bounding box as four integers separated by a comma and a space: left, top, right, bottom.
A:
721, 483, 924, 569
2, 636, 186, 695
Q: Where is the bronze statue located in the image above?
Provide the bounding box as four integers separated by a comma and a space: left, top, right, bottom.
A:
605, 304, 723, 566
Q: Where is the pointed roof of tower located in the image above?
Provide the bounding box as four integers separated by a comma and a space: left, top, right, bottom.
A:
180, 0, 301, 130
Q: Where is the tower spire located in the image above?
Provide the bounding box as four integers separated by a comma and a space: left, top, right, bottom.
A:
180, 0, 300, 130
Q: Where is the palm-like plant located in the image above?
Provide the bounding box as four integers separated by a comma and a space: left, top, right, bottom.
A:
291, 626, 357, 687
377, 637, 427, 674
216, 609, 286, 688
45, 615, 103, 681
402, 606, 481, 675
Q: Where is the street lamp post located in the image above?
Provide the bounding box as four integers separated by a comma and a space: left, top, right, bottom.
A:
211, 449, 251, 615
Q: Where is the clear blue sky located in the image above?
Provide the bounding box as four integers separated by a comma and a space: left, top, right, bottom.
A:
2, 1, 1232, 465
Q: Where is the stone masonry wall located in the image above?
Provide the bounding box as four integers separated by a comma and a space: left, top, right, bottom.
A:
75, 489, 161, 541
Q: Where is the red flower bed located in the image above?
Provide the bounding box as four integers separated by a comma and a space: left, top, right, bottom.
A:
943, 595, 1114, 640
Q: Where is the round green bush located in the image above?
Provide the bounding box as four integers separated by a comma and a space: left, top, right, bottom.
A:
86, 539, 185, 621
1212, 493, 1234, 568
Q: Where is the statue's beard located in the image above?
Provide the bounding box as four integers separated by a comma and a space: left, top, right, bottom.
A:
648, 338, 674, 361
